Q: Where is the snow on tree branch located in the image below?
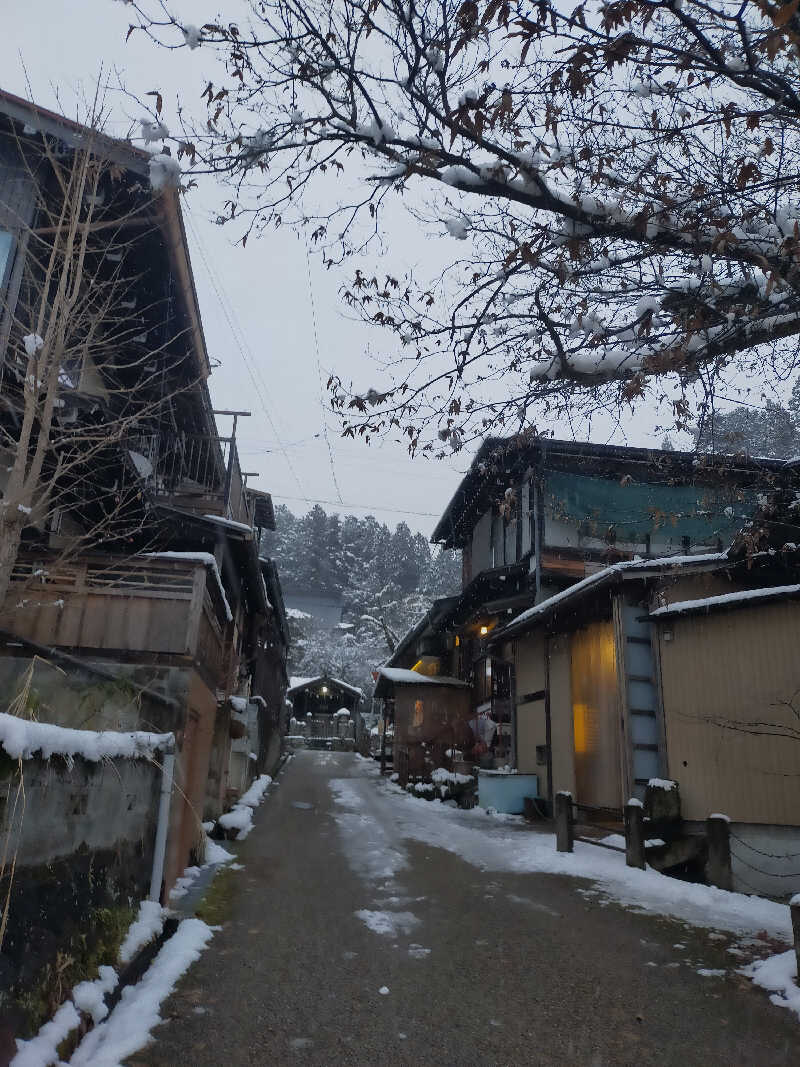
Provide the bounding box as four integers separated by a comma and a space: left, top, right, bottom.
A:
130, 0, 800, 449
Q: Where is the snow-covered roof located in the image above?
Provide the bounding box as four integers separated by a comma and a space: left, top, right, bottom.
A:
376, 667, 470, 688
286, 675, 364, 697
649, 583, 800, 620
201, 513, 254, 537
497, 552, 731, 639
288, 676, 315, 691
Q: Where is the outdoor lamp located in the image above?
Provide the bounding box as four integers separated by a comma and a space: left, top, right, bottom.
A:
480, 625, 489, 636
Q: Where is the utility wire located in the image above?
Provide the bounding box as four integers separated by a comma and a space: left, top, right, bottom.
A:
305, 239, 344, 503
184, 209, 306, 498
272, 492, 440, 519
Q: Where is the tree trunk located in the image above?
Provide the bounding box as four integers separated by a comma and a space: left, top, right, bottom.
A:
0, 517, 24, 616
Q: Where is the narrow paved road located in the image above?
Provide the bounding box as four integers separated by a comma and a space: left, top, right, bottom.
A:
129, 751, 798, 1066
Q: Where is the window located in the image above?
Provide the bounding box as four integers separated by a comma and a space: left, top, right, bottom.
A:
0, 230, 12, 289
412, 699, 424, 728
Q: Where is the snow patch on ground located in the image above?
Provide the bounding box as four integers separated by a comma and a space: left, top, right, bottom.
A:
69, 919, 214, 1066
204, 835, 234, 865
408, 944, 431, 959
72, 967, 118, 1024
743, 951, 800, 1020
119, 901, 167, 965
12, 1001, 80, 1067
354, 909, 420, 937
169, 866, 202, 902
218, 775, 272, 839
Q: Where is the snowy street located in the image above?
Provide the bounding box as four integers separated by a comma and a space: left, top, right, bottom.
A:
126, 751, 797, 1066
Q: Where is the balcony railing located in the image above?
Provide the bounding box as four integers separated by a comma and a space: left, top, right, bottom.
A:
125, 432, 253, 528
4, 554, 230, 673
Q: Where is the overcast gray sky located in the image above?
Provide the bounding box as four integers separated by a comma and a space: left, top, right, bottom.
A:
3, 0, 677, 537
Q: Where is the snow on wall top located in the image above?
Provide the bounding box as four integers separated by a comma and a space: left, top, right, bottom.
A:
377, 667, 470, 688
0, 713, 174, 763
139, 551, 232, 621
649, 583, 800, 619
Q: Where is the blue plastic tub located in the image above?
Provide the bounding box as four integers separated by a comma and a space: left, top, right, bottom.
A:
477, 771, 539, 814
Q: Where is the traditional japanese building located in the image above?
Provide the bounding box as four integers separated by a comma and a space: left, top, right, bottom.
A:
382, 434, 799, 813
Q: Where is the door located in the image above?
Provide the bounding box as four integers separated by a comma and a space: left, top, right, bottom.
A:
570, 620, 622, 809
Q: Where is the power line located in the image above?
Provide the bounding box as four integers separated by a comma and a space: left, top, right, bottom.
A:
305, 239, 344, 503
272, 492, 440, 519
184, 209, 307, 498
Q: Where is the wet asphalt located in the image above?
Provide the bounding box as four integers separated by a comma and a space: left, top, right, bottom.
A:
126, 751, 799, 1067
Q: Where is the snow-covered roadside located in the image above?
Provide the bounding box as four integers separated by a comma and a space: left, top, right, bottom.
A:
10, 896, 170, 1067
218, 774, 272, 839
362, 780, 794, 941
69, 919, 214, 1066
331, 772, 800, 1020
13, 770, 276, 1066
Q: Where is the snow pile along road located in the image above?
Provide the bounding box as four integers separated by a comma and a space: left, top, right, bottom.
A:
218, 774, 272, 839
69, 919, 214, 1066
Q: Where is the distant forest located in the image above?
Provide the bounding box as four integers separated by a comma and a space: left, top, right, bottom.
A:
260, 505, 461, 698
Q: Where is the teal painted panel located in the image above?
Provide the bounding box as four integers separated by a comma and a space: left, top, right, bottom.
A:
543, 471, 756, 543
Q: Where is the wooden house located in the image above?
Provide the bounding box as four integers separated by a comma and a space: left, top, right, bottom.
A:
383, 435, 799, 823
373, 667, 471, 781
287, 674, 362, 717
0, 90, 289, 896
493, 545, 800, 898
286, 675, 363, 747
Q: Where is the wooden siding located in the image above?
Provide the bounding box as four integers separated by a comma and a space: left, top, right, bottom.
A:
394, 684, 472, 748
548, 634, 576, 799
393, 683, 472, 780
471, 510, 493, 575
2, 556, 226, 662
657, 600, 800, 825
165, 672, 218, 892
514, 633, 547, 787
570, 621, 622, 810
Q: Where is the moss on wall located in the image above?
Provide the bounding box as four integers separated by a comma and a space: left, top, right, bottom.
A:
0, 842, 147, 1044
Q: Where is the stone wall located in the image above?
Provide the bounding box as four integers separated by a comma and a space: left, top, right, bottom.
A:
0, 752, 161, 1055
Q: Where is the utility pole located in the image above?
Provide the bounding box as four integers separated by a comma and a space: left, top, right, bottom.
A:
214, 409, 251, 517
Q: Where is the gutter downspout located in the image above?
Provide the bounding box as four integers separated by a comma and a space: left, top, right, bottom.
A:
149, 741, 176, 903
544, 639, 554, 815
